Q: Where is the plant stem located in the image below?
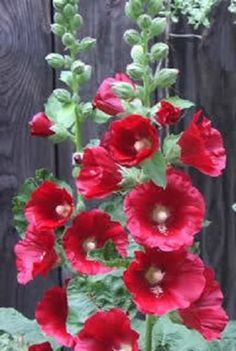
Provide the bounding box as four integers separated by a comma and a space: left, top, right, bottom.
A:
145, 315, 155, 351
142, 31, 151, 108
75, 110, 82, 151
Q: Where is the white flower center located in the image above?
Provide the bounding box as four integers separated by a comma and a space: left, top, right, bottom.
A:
145, 267, 165, 297
114, 344, 132, 351
83, 238, 97, 252
152, 205, 170, 235
55, 204, 71, 218
134, 138, 151, 152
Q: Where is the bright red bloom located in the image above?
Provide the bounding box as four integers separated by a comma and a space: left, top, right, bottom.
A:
75, 308, 139, 351
124, 168, 205, 251
178, 111, 226, 176
156, 101, 181, 126
28, 342, 53, 351
123, 249, 206, 315
93, 73, 134, 116
76, 147, 122, 199
63, 209, 128, 275
179, 267, 229, 341
29, 112, 54, 137
102, 114, 159, 167
25, 181, 74, 230
15, 225, 59, 284
36, 286, 75, 347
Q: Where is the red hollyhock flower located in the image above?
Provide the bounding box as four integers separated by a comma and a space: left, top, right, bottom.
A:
75, 308, 139, 351
29, 112, 54, 137
25, 181, 74, 230
63, 209, 128, 275
179, 267, 229, 341
15, 225, 59, 284
155, 101, 181, 126
102, 114, 159, 167
178, 111, 226, 176
123, 249, 206, 315
36, 286, 75, 347
76, 147, 122, 199
28, 342, 53, 351
93, 73, 134, 116
124, 168, 205, 251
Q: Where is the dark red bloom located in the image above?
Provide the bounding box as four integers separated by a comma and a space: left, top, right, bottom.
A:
63, 209, 128, 275
25, 181, 74, 230
93, 73, 134, 116
124, 168, 205, 251
75, 308, 139, 351
178, 111, 226, 176
102, 114, 159, 167
123, 249, 206, 315
36, 286, 75, 347
29, 112, 54, 137
179, 267, 229, 341
28, 342, 53, 351
15, 225, 59, 284
76, 147, 122, 199
156, 101, 182, 126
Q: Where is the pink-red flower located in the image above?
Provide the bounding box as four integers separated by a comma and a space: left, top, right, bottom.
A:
123, 249, 206, 315
36, 286, 75, 347
63, 209, 128, 275
28, 342, 53, 351
102, 114, 159, 167
124, 168, 205, 251
178, 111, 226, 176
29, 112, 54, 137
93, 73, 134, 116
75, 308, 139, 351
15, 225, 59, 284
25, 181, 74, 230
76, 147, 122, 199
179, 267, 229, 341
156, 101, 181, 126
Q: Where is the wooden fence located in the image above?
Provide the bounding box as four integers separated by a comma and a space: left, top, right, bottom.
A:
0, 0, 236, 319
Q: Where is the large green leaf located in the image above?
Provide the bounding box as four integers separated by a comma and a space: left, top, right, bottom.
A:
45, 94, 77, 129
99, 195, 126, 226
165, 96, 195, 109
142, 152, 167, 188
209, 321, 236, 350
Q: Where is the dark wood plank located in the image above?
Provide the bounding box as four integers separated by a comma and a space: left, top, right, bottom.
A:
0, 0, 59, 318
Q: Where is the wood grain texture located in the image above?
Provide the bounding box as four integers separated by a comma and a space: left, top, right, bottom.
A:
0, 0, 60, 318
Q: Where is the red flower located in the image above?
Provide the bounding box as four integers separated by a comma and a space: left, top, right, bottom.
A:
156, 101, 181, 126
123, 249, 206, 315
15, 225, 59, 284
124, 168, 205, 251
76, 147, 122, 199
63, 209, 128, 275
25, 181, 74, 230
28, 342, 53, 351
29, 112, 54, 137
36, 286, 75, 347
178, 111, 226, 176
102, 114, 159, 167
75, 308, 139, 351
179, 267, 229, 341
93, 73, 134, 116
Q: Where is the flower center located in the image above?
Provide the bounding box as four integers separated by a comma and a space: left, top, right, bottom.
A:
55, 204, 71, 218
114, 344, 132, 351
134, 138, 151, 152
152, 205, 170, 235
145, 266, 165, 296
83, 238, 97, 252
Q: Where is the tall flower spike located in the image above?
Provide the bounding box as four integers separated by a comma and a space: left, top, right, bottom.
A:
124, 168, 205, 251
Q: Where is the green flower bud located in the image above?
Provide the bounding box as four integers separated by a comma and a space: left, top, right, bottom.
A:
54, 12, 65, 25
148, 0, 163, 16
137, 14, 152, 30
63, 4, 76, 18
126, 63, 144, 80
46, 53, 65, 68
154, 68, 179, 88
112, 82, 135, 99
71, 60, 86, 74
125, 0, 143, 20
62, 32, 76, 47
123, 29, 141, 46
53, 0, 67, 10
150, 17, 166, 37
51, 23, 65, 37
78, 37, 96, 52
78, 65, 92, 83
53, 89, 72, 103
64, 55, 73, 68
72, 14, 83, 29
150, 43, 169, 60
131, 45, 146, 64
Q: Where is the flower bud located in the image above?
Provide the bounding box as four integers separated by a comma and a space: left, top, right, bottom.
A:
51, 23, 65, 37
151, 43, 169, 61
29, 112, 55, 137
53, 89, 71, 103
112, 82, 135, 99
62, 32, 76, 47
125, 0, 143, 20
46, 53, 65, 69
72, 14, 83, 29
150, 17, 166, 37
71, 60, 86, 74
63, 4, 76, 18
126, 63, 144, 80
79, 37, 96, 52
53, 0, 67, 10
131, 45, 145, 64
123, 29, 141, 46
154, 68, 179, 88
148, 0, 163, 16
54, 12, 65, 25
137, 14, 152, 30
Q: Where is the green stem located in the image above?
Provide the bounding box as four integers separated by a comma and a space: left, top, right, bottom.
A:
145, 315, 154, 351
142, 31, 151, 108
75, 111, 82, 151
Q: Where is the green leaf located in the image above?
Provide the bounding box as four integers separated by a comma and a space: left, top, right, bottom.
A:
92, 109, 112, 124
209, 321, 236, 350
0, 308, 57, 347
165, 96, 195, 109
152, 315, 208, 351
45, 94, 76, 129
142, 152, 167, 188
49, 124, 70, 143
163, 134, 181, 163
202, 219, 212, 228
99, 196, 126, 226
